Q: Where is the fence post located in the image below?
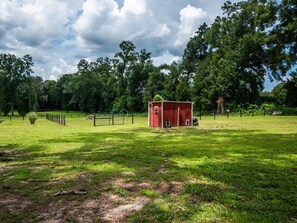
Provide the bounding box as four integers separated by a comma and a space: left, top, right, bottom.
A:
112, 114, 114, 125
132, 113, 134, 124
94, 114, 96, 127
213, 110, 216, 120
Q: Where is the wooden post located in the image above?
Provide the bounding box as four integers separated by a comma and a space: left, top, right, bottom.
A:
214, 110, 216, 120
112, 114, 114, 125
177, 107, 180, 127
93, 114, 96, 127
132, 113, 134, 124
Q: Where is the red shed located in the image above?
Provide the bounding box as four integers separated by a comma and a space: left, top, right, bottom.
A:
148, 101, 193, 128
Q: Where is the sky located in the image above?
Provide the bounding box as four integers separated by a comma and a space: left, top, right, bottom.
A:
0, 0, 277, 91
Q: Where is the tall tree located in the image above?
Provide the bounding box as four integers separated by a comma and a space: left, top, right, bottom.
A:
0, 53, 33, 115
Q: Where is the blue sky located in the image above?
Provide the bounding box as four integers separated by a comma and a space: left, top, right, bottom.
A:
0, 0, 278, 91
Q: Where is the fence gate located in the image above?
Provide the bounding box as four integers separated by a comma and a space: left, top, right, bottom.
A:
93, 113, 124, 126
93, 113, 133, 126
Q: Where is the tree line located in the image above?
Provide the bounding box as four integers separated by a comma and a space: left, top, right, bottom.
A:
0, 0, 296, 116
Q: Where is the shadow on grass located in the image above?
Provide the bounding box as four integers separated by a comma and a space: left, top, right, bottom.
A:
0, 128, 296, 222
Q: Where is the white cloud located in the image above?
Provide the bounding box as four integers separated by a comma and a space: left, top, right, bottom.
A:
152, 52, 180, 66
0, 0, 72, 47
174, 5, 209, 47
51, 58, 77, 76
0, 0, 243, 80
48, 74, 58, 81
121, 0, 147, 16
73, 0, 173, 54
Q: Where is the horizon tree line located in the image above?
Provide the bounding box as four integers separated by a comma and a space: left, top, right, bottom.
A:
0, 0, 296, 116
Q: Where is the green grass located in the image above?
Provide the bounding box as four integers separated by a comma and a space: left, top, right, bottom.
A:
0, 114, 296, 222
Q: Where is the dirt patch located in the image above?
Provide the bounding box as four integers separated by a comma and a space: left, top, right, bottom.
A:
0, 195, 31, 212
110, 178, 184, 195
169, 181, 184, 195
121, 171, 136, 177
0, 166, 15, 174
38, 177, 183, 222
156, 181, 184, 195
112, 178, 136, 191
111, 178, 155, 193
0, 149, 27, 162
0, 150, 14, 162
102, 196, 150, 222
42, 199, 101, 223
40, 192, 150, 223
75, 172, 94, 183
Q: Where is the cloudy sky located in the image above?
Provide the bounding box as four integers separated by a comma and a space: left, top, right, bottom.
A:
0, 0, 276, 90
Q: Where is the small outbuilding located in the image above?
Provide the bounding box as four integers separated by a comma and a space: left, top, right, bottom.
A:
148, 101, 194, 128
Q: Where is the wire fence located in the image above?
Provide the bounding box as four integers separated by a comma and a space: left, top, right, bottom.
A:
46, 114, 66, 126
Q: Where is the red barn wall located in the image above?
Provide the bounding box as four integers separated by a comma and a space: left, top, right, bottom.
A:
149, 101, 193, 128
149, 102, 162, 127
163, 102, 192, 127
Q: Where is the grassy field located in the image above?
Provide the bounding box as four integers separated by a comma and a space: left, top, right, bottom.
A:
0, 114, 296, 223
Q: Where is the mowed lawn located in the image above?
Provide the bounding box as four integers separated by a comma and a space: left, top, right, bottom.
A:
0, 114, 296, 223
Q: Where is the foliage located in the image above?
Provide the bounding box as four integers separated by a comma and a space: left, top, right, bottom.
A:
111, 95, 127, 113
0, 53, 34, 115
184, 0, 296, 109
27, 112, 38, 124
279, 107, 297, 116
153, 94, 164, 102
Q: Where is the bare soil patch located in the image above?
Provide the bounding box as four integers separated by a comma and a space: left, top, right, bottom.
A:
0, 195, 31, 212
40, 192, 150, 223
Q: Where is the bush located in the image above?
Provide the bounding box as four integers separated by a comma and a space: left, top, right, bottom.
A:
153, 94, 164, 101
27, 112, 38, 124
112, 96, 127, 114
279, 107, 297, 115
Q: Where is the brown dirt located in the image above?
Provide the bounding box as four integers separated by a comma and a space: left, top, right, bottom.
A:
40, 192, 150, 223
1, 173, 184, 222
0, 195, 31, 212
102, 196, 150, 222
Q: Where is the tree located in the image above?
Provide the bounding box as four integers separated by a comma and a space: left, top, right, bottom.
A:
163, 62, 181, 101
0, 53, 33, 115
114, 41, 138, 97
16, 80, 31, 117
182, 0, 296, 109
144, 68, 165, 102
284, 70, 297, 107
126, 49, 154, 112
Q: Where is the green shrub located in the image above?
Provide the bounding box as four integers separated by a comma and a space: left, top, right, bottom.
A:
279, 107, 297, 115
153, 94, 164, 101
27, 112, 38, 124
